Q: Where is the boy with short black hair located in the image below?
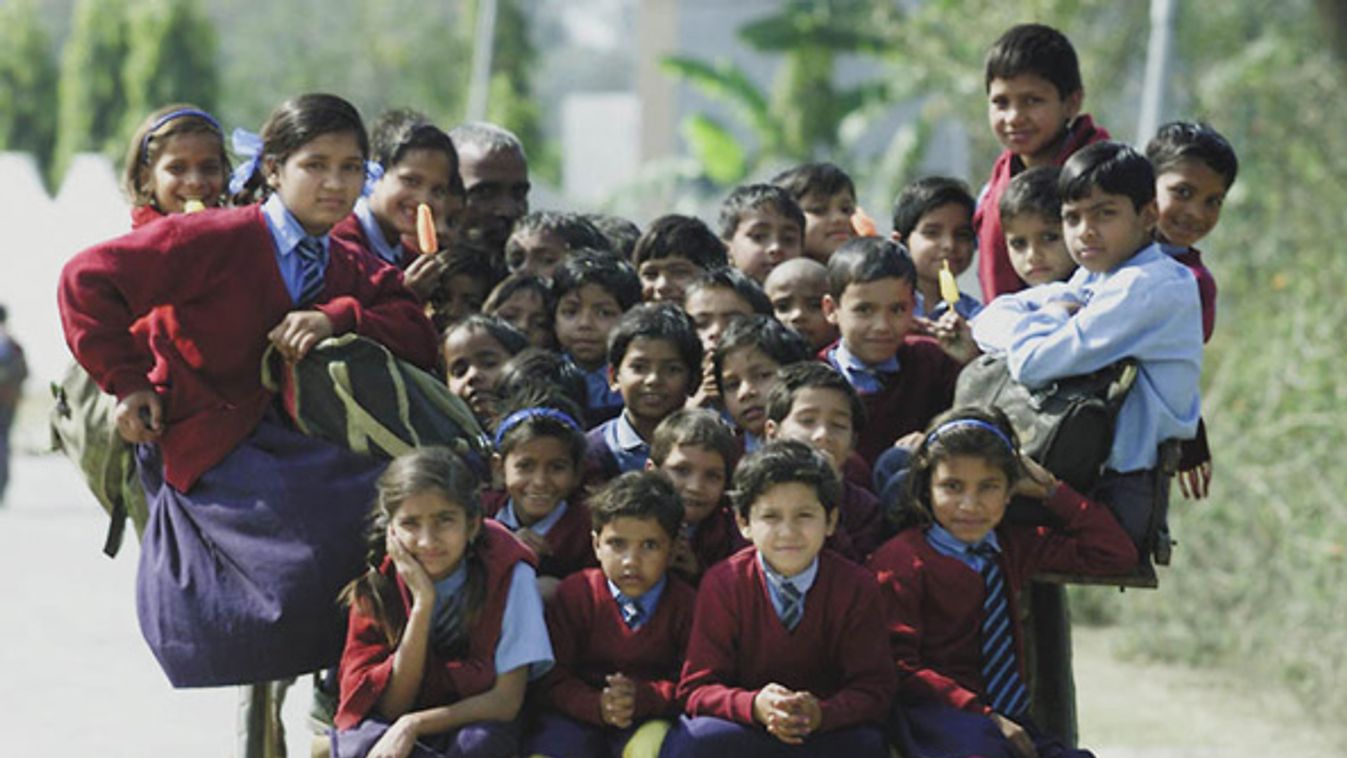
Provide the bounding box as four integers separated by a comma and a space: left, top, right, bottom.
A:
972, 140, 1204, 558
552, 250, 643, 427
505, 210, 611, 281
891, 176, 982, 321
975, 23, 1111, 301
713, 315, 811, 452
763, 361, 885, 562
662, 439, 895, 756
647, 408, 745, 585
771, 162, 858, 263
683, 267, 774, 410
821, 237, 963, 465
999, 166, 1077, 287
526, 470, 697, 757
632, 214, 729, 304
585, 303, 701, 484
718, 184, 805, 283
763, 258, 838, 352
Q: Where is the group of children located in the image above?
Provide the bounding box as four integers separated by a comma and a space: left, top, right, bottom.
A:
55, 19, 1240, 758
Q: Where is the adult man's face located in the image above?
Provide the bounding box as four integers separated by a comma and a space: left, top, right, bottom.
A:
457, 144, 529, 254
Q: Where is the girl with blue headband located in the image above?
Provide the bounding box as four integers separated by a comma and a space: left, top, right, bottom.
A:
866, 406, 1136, 758
122, 103, 229, 225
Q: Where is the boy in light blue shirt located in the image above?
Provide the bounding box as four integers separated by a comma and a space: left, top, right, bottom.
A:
972, 141, 1202, 560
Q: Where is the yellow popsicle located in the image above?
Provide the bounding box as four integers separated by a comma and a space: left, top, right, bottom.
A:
183, 199, 205, 213
416, 203, 438, 255
939, 260, 960, 307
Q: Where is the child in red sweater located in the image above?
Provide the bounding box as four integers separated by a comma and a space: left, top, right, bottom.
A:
867, 408, 1136, 758
663, 439, 895, 757
526, 471, 696, 757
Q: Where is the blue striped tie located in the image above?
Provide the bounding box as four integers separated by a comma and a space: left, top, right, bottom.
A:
974, 545, 1030, 717
294, 235, 326, 306
778, 579, 804, 631
616, 592, 643, 629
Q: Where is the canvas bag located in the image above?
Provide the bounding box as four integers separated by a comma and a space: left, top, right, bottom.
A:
953, 353, 1137, 494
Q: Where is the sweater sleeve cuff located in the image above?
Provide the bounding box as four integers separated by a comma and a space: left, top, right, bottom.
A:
105, 369, 154, 401
316, 296, 359, 335
729, 688, 759, 725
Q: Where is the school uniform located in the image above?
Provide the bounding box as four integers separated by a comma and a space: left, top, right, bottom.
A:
974, 114, 1112, 302
58, 199, 440, 686
914, 290, 983, 321
866, 483, 1136, 757
820, 338, 962, 466
583, 412, 650, 491
568, 355, 624, 428
330, 199, 420, 270
674, 505, 748, 586
662, 548, 895, 757
827, 480, 886, 563
490, 494, 598, 579
332, 521, 553, 758
1161, 243, 1217, 474
526, 568, 696, 757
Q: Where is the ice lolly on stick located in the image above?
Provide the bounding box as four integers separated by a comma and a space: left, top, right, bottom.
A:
851, 206, 877, 237
183, 199, 205, 213
416, 203, 438, 255
939, 260, 961, 308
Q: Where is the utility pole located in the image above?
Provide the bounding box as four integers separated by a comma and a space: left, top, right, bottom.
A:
1137, 0, 1176, 144
467, 0, 499, 122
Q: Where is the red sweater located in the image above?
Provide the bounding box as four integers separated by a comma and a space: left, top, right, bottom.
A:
974, 114, 1111, 301
330, 212, 420, 271
483, 489, 598, 579
1171, 247, 1217, 343
826, 480, 885, 563
678, 547, 896, 732
58, 205, 439, 491
539, 568, 696, 724
675, 505, 747, 586
334, 521, 536, 730
819, 336, 962, 466
866, 483, 1136, 714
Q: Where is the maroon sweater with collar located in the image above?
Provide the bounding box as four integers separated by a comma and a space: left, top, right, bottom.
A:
866, 483, 1136, 714
538, 567, 697, 724
330, 212, 420, 271
58, 205, 439, 492
482, 488, 599, 580
677, 547, 896, 732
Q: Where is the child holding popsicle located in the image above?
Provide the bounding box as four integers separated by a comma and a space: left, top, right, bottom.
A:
122, 103, 230, 227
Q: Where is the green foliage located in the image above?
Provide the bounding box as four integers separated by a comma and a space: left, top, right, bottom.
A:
120, 0, 218, 142
0, 0, 59, 186
484, 0, 557, 185
52, 0, 131, 187
681, 114, 747, 186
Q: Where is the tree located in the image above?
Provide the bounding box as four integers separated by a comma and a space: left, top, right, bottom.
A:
480, 0, 559, 184
52, 0, 132, 187
120, 0, 219, 138
0, 0, 59, 186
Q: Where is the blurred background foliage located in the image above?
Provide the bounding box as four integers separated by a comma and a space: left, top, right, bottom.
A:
1, 0, 1344, 745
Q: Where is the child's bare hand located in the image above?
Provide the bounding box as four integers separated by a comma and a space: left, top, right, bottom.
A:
516, 528, 552, 558
600, 672, 637, 728
402, 253, 446, 301
368, 714, 420, 758
268, 311, 334, 362
686, 358, 720, 409
776, 690, 822, 740
990, 712, 1038, 758
894, 431, 924, 451
910, 315, 936, 337
386, 526, 434, 606
931, 311, 979, 365
114, 389, 164, 443
753, 683, 811, 744
1177, 460, 1212, 500
670, 536, 701, 577
1013, 456, 1059, 499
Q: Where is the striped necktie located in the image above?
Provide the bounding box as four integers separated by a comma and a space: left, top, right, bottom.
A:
430, 593, 465, 658
294, 235, 326, 306
973, 544, 1030, 717
777, 578, 804, 631
616, 592, 643, 629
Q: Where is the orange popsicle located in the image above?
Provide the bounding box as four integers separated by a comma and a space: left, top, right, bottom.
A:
416, 203, 438, 255
851, 206, 877, 237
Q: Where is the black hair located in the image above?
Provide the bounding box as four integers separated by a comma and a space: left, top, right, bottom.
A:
631, 214, 728, 270
898, 406, 1024, 531
1145, 121, 1239, 188
497, 348, 588, 423
550, 249, 643, 312
426, 243, 508, 330
370, 108, 460, 194
589, 470, 685, 541
684, 267, 773, 316
825, 236, 917, 300
771, 162, 857, 203
123, 103, 229, 207
607, 303, 703, 378
339, 447, 484, 648
483, 273, 555, 339
717, 183, 806, 239
649, 408, 739, 479
509, 211, 611, 254
984, 23, 1082, 99
999, 166, 1063, 223
764, 361, 866, 434
232, 93, 369, 205
712, 314, 811, 395
1059, 141, 1156, 212
583, 212, 643, 259
442, 313, 529, 356
891, 176, 976, 239
492, 385, 587, 465
730, 438, 841, 519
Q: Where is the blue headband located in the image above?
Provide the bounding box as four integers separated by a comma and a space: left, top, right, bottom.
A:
493, 408, 581, 448
140, 108, 223, 164
227, 126, 385, 198
925, 418, 1015, 453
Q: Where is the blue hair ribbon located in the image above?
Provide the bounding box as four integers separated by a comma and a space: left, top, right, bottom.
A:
493, 408, 581, 449
925, 418, 1015, 452
362, 161, 385, 197
140, 108, 223, 163
228, 128, 264, 196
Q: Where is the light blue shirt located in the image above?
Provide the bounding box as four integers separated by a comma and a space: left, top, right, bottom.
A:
827, 340, 899, 395
971, 242, 1203, 471
606, 575, 668, 630
568, 355, 624, 417
261, 193, 330, 305
496, 499, 570, 536
598, 412, 650, 473
756, 552, 819, 622
915, 290, 984, 321
924, 523, 1002, 573
353, 197, 402, 266
431, 560, 553, 679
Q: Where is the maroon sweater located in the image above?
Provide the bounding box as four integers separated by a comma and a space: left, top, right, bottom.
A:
827, 480, 885, 563
674, 505, 748, 586
819, 336, 962, 466
538, 568, 696, 724
58, 205, 439, 491
866, 484, 1136, 714
334, 521, 536, 730
482, 488, 598, 579
1172, 247, 1217, 343
974, 114, 1111, 301
678, 547, 896, 732
330, 212, 420, 270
